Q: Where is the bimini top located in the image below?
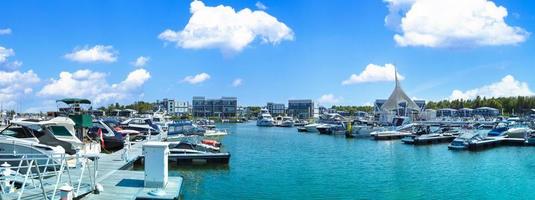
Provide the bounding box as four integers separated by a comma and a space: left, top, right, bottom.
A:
380, 68, 420, 112
56, 98, 92, 105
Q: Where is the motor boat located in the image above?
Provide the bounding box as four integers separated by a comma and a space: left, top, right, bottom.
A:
280, 117, 294, 127
346, 119, 383, 138
195, 118, 216, 129
1, 119, 77, 155
402, 126, 459, 145
503, 127, 532, 138
102, 118, 143, 141
120, 118, 161, 135
88, 120, 125, 152
294, 119, 308, 127
152, 113, 170, 132
167, 121, 205, 137
256, 109, 275, 127
304, 123, 320, 133
448, 130, 485, 150
203, 127, 228, 137
371, 122, 417, 140
317, 122, 347, 135
167, 142, 230, 164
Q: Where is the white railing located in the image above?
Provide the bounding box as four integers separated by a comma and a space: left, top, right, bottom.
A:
0, 152, 99, 200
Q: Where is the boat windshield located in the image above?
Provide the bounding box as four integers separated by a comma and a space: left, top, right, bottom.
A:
50, 125, 73, 136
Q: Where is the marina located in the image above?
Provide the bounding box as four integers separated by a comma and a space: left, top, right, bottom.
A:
2, 0, 535, 199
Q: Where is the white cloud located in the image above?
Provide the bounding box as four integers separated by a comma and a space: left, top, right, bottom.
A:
158, 0, 293, 53
255, 2, 268, 10
131, 56, 150, 67
342, 63, 404, 85
0, 70, 40, 106
0, 46, 14, 63
317, 94, 343, 105
182, 72, 210, 85
385, 0, 529, 47
232, 78, 243, 87
38, 69, 150, 105
449, 75, 534, 100
64, 45, 118, 63
0, 28, 12, 35
0, 46, 21, 70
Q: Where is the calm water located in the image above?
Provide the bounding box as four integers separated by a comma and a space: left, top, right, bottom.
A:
174, 122, 535, 199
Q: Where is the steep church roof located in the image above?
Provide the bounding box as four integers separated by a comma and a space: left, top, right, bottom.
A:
380, 68, 420, 112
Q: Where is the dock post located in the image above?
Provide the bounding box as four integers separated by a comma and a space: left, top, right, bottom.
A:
59, 185, 73, 200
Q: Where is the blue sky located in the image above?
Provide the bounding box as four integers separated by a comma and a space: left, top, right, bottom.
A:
0, 0, 534, 111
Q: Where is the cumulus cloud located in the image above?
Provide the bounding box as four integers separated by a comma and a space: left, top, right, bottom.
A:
385, 0, 529, 47
449, 75, 534, 100
0, 70, 40, 106
64, 45, 118, 63
38, 69, 150, 105
0, 46, 22, 70
131, 56, 150, 67
255, 2, 268, 10
342, 63, 404, 85
232, 78, 243, 87
0, 28, 12, 35
182, 72, 210, 85
158, 0, 293, 53
317, 94, 343, 105
0, 46, 14, 63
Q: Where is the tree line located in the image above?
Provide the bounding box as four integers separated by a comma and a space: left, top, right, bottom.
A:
425, 96, 535, 115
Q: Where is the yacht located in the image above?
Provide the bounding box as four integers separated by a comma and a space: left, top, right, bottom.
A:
120, 118, 161, 135
2, 119, 78, 155
280, 117, 294, 127
256, 109, 275, 127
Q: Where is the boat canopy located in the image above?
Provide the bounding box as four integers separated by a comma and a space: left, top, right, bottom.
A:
57, 98, 92, 105
380, 68, 420, 112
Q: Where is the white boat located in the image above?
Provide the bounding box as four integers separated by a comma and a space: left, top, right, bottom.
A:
4, 119, 79, 155
304, 123, 320, 133
504, 127, 532, 138
280, 117, 294, 127
120, 118, 161, 135
257, 109, 275, 127
204, 128, 228, 137
448, 131, 482, 150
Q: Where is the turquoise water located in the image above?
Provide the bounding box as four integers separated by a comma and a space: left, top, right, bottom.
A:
174, 122, 535, 199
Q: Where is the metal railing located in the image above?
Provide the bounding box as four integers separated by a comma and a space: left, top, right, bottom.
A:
0, 152, 99, 200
